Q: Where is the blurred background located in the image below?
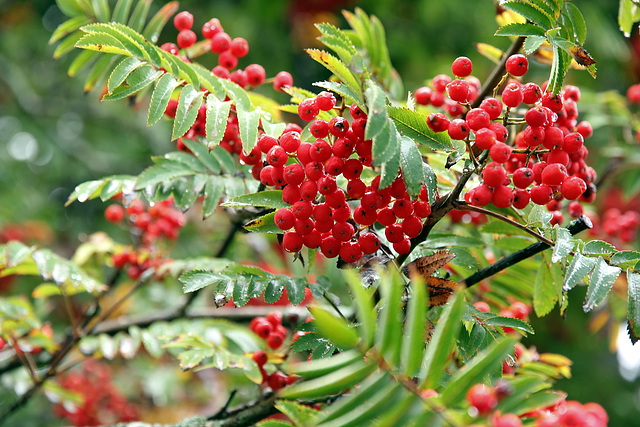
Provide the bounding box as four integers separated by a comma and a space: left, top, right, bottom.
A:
1, 0, 639, 425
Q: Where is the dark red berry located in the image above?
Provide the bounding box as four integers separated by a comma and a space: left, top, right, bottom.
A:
505, 54, 528, 76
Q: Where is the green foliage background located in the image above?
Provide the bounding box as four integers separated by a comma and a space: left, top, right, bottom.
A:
1, 0, 639, 425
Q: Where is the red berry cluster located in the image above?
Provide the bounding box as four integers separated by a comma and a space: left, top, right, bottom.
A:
533, 399, 608, 427
105, 199, 186, 245
417, 55, 596, 223
253, 95, 433, 262
54, 360, 138, 426
589, 188, 640, 245
160, 12, 293, 155
249, 311, 300, 391
449, 208, 487, 225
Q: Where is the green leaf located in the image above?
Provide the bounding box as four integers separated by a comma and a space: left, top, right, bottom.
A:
419, 291, 465, 388
285, 349, 362, 379
135, 161, 195, 190
422, 163, 437, 203
107, 56, 143, 94
440, 338, 516, 405
127, 0, 152, 32
222, 191, 288, 209
274, 401, 319, 426
388, 106, 452, 152
627, 270, 640, 344
618, 0, 640, 37
527, 204, 553, 228
237, 108, 261, 155
582, 240, 616, 256
313, 81, 364, 108
583, 257, 621, 312
180, 139, 221, 174
364, 82, 387, 140
102, 65, 162, 101
91, 0, 110, 22
286, 278, 308, 305
481, 220, 530, 237
502, 1, 555, 29
75, 31, 131, 56
484, 316, 534, 335
172, 84, 205, 140
112, 0, 134, 24
552, 227, 574, 263
523, 35, 546, 55
83, 54, 117, 93
147, 73, 179, 127
534, 263, 557, 317
50, 16, 91, 44
310, 306, 359, 349
143, 1, 180, 43
548, 44, 571, 95
345, 270, 376, 348
202, 178, 224, 219
56, 0, 86, 17
306, 49, 362, 101
244, 212, 281, 234
402, 276, 427, 376
6, 241, 35, 267
495, 22, 547, 38
399, 136, 424, 196
205, 95, 232, 148
67, 50, 99, 77
376, 271, 403, 365
66, 179, 107, 205
563, 252, 597, 291
179, 270, 225, 293
279, 359, 376, 399
611, 251, 640, 269
564, 2, 587, 45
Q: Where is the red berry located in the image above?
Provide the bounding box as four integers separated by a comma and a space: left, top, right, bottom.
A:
329, 116, 349, 137
230, 37, 249, 57
268, 371, 287, 390
561, 177, 587, 200
339, 241, 363, 263
202, 18, 223, 39
448, 119, 470, 140
316, 91, 336, 111
628, 84, 640, 104
493, 413, 523, 427
523, 126, 545, 147
210, 32, 231, 54
542, 126, 564, 150
298, 98, 319, 121
393, 238, 412, 254
541, 92, 564, 112
252, 350, 268, 367
392, 198, 413, 218
432, 74, 451, 92
401, 215, 423, 238
489, 142, 512, 163
513, 189, 530, 209
377, 207, 396, 226
522, 82, 542, 104
310, 140, 333, 163
266, 311, 283, 326
568, 201, 583, 218
530, 185, 554, 205
255, 321, 273, 339
513, 167, 534, 189
427, 113, 450, 133
245, 64, 266, 86
469, 184, 493, 207
501, 82, 523, 107
173, 11, 194, 31
510, 302, 529, 320
451, 56, 473, 77
359, 232, 381, 254
212, 65, 230, 79
474, 301, 491, 312
284, 163, 305, 186
320, 236, 340, 258
479, 97, 503, 120
273, 71, 293, 92
475, 128, 497, 150
275, 208, 295, 230
563, 132, 584, 153
415, 87, 432, 105
310, 119, 329, 139
541, 163, 568, 186
283, 231, 303, 253
267, 145, 288, 167
446, 79, 470, 103
177, 29, 196, 49
230, 69, 248, 87
576, 121, 593, 139
482, 162, 507, 188
525, 106, 548, 127
492, 185, 514, 208
505, 54, 529, 76
466, 108, 491, 131
218, 51, 238, 69
466, 383, 498, 415
105, 205, 125, 223
353, 205, 377, 226
413, 200, 431, 218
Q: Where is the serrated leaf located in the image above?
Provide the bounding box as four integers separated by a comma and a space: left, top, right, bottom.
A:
399, 136, 424, 196
67, 50, 99, 77
306, 49, 362, 101
524, 35, 546, 55
54, 31, 84, 59
279, 359, 376, 400
423, 163, 437, 203
275, 400, 319, 426
627, 270, 640, 344
135, 162, 194, 190
548, 44, 571, 95
243, 212, 280, 234
180, 139, 221, 174
388, 106, 452, 152
102, 65, 162, 101
107, 56, 143, 94
582, 240, 616, 256
205, 95, 232, 148
440, 338, 516, 405
237, 107, 261, 155
286, 278, 308, 305
50, 16, 91, 44
528, 204, 553, 228
313, 81, 364, 108
379, 142, 400, 190
75, 31, 131, 56
211, 146, 237, 175
364, 82, 387, 140
147, 73, 179, 126
222, 191, 288, 209
495, 22, 547, 38
484, 316, 534, 335
619, 0, 640, 37
611, 251, 640, 268
310, 306, 358, 349
56, 0, 86, 17
179, 270, 225, 293
233, 275, 251, 307
552, 227, 574, 263
66, 179, 106, 205
534, 263, 557, 317
83, 54, 117, 93
419, 291, 465, 388
563, 252, 597, 291
564, 3, 587, 45
6, 241, 35, 267
502, 1, 555, 29
583, 257, 621, 312
402, 276, 427, 376
172, 84, 205, 140
344, 270, 375, 348
142, 1, 179, 43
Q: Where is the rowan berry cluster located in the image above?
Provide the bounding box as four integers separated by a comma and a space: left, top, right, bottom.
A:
253, 94, 432, 262
160, 11, 293, 155
417, 55, 596, 224
249, 311, 301, 391
464, 382, 607, 427
54, 360, 138, 426
0, 324, 53, 358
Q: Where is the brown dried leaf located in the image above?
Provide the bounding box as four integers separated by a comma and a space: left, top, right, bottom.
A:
568, 45, 596, 66
425, 276, 458, 307
402, 250, 456, 279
